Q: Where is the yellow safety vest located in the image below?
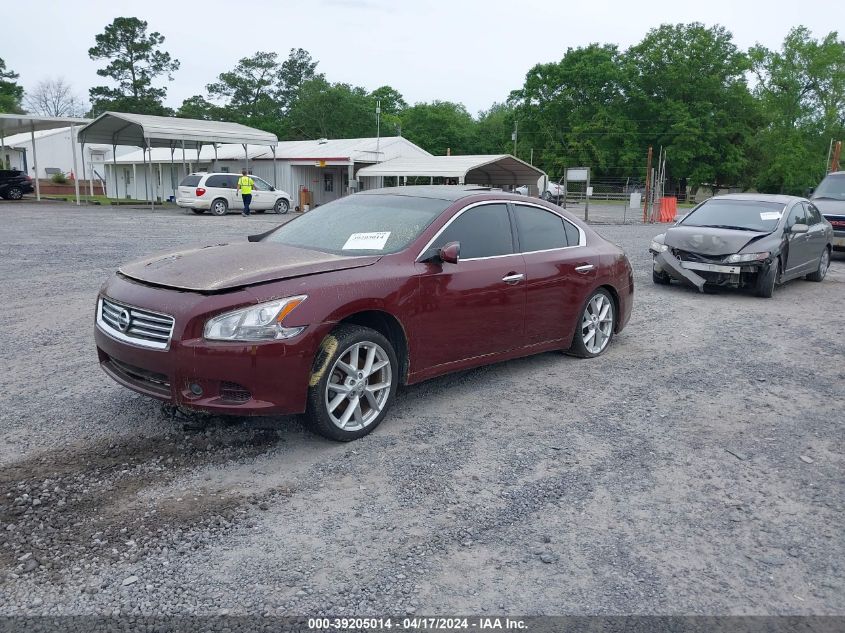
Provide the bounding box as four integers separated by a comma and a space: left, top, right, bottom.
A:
238, 176, 254, 194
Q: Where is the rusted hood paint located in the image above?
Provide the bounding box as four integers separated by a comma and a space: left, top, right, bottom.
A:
119, 242, 380, 292
663, 226, 768, 256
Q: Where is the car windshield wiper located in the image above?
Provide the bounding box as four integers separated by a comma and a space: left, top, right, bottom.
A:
695, 224, 762, 231
812, 195, 845, 201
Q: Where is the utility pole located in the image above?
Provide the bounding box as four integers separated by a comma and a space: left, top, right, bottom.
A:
643, 146, 653, 223
375, 100, 381, 163
830, 140, 842, 173
512, 121, 518, 156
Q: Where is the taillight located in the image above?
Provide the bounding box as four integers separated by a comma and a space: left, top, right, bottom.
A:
196, 187, 206, 197
25, 175, 32, 182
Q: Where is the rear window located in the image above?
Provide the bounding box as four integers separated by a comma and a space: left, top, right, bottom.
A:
180, 175, 202, 187
681, 199, 786, 232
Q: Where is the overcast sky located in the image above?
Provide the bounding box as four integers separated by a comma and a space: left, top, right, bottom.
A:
5, 0, 844, 116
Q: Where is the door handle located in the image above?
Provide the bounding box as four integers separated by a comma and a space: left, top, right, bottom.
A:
502, 272, 525, 284
574, 264, 595, 274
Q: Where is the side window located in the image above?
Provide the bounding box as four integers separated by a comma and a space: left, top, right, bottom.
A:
204, 175, 226, 188
786, 203, 808, 227
252, 177, 271, 191
806, 203, 822, 225
431, 203, 514, 259
563, 219, 581, 246
513, 204, 568, 252
225, 175, 239, 189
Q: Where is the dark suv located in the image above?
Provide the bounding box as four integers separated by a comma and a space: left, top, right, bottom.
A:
0, 170, 34, 200
811, 171, 845, 251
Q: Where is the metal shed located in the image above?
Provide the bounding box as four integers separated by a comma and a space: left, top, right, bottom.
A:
77, 112, 278, 209
356, 154, 547, 193
0, 114, 91, 204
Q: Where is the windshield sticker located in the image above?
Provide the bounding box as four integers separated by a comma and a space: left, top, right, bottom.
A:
760, 211, 782, 220
342, 232, 391, 250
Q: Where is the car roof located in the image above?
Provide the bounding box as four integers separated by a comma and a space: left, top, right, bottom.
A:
709, 193, 804, 204
357, 185, 514, 202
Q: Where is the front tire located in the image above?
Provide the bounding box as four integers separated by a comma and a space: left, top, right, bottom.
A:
210, 198, 228, 216
568, 288, 616, 358
806, 248, 830, 282
755, 257, 779, 298
274, 198, 290, 214
306, 325, 398, 442
652, 267, 671, 285
541, 191, 553, 201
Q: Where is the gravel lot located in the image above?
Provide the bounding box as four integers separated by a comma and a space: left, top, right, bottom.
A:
0, 201, 843, 617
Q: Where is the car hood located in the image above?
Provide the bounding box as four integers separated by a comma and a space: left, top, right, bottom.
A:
663, 225, 770, 256
812, 198, 845, 215
119, 242, 381, 292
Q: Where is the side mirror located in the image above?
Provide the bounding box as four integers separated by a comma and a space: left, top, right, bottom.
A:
790, 223, 809, 234
806, 187, 815, 196
438, 241, 460, 264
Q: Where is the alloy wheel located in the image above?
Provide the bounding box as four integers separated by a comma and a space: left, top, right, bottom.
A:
325, 341, 392, 432
819, 249, 830, 280
581, 293, 614, 355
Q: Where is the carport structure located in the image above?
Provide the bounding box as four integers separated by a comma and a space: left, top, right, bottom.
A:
77, 112, 278, 209
356, 155, 547, 193
0, 113, 91, 204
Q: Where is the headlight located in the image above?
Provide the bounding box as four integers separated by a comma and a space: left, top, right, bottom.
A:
650, 240, 668, 252
724, 252, 769, 263
204, 295, 307, 341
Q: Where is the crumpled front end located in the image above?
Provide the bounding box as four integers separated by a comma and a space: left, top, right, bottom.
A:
651, 247, 772, 293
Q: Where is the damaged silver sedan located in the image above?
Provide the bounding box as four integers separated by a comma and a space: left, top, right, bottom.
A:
649, 194, 833, 298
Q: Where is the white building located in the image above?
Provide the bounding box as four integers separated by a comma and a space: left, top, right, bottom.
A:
104, 136, 431, 207
2, 126, 128, 184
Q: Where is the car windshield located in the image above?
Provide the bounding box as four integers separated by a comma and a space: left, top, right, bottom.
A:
681, 199, 785, 232
264, 194, 451, 255
813, 174, 845, 200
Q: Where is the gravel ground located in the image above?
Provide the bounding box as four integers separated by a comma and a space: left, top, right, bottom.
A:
0, 201, 843, 617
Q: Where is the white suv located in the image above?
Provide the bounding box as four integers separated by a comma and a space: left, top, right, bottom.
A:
176, 172, 293, 215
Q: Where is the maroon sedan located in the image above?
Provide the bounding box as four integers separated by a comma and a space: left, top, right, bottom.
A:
95, 186, 633, 441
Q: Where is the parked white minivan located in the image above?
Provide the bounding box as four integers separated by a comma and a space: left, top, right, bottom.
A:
176, 173, 293, 215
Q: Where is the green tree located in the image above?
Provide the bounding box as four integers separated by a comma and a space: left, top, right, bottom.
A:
623, 23, 759, 191
473, 103, 514, 155
509, 44, 638, 178
750, 27, 845, 193
400, 101, 476, 155
283, 78, 377, 139
276, 48, 322, 110
0, 57, 24, 114
176, 95, 223, 120
88, 17, 180, 115
207, 51, 280, 121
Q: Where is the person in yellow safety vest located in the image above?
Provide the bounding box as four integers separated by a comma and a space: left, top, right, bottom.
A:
237, 168, 255, 216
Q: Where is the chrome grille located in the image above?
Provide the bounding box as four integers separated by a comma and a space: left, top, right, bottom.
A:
97, 297, 175, 350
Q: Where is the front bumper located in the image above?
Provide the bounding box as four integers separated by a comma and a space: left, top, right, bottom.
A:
651, 250, 768, 292
833, 231, 845, 251
93, 277, 325, 416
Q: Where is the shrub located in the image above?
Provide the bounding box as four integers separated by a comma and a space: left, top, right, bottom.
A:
50, 172, 68, 184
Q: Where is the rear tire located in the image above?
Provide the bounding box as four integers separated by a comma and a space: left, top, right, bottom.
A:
306, 325, 398, 442
652, 268, 671, 285
210, 198, 228, 216
6, 186, 23, 200
806, 248, 830, 282
755, 258, 779, 298
568, 288, 616, 358
541, 191, 553, 201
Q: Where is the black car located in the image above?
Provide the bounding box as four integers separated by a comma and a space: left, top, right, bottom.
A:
811, 171, 845, 251
649, 194, 833, 298
0, 169, 34, 200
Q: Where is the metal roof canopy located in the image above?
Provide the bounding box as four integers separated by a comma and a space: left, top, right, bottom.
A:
77, 112, 277, 148
356, 154, 547, 187
0, 113, 92, 205
77, 112, 279, 210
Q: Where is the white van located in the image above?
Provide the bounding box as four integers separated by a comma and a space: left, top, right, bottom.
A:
176, 173, 293, 215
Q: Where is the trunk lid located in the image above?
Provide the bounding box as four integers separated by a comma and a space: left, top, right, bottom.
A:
119, 242, 380, 292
